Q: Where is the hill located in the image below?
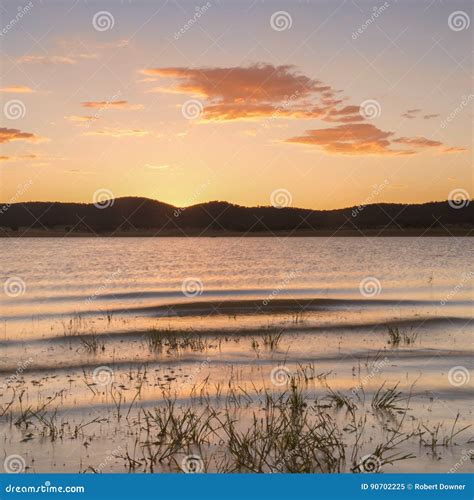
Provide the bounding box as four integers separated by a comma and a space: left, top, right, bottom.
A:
0, 197, 472, 236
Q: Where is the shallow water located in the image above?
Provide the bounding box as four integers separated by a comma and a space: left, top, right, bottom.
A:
0, 237, 473, 473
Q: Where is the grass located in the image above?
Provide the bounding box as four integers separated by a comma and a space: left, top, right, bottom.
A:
4, 365, 470, 474
372, 383, 406, 412
145, 328, 208, 352
419, 413, 471, 451
386, 326, 419, 347
79, 335, 104, 354
261, 329, 284, 350
124, 378, 423, 473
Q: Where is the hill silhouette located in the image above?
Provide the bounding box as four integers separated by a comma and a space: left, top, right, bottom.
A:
0, 197, 472, 236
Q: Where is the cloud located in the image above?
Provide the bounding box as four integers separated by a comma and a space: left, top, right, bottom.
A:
141, 62, 465, 156
286, 125, 461, 156
142, 63, 347, 122
65, 115, 99, 123
0, 127, 47, 144
402, 109, 439, 120
80, 100, 144, 110
83, 127, 149, 138
401, 109, 421, 119
441, 146, 467, 154
393, 136, 442, 148
0, 154, 39, 162
17, 55, 76, 65
286, 123, 416, 156
0, 85, 35, 93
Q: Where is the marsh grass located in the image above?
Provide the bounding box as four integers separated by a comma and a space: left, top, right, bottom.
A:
261, 329, 284, 350
372, 383, 405, 412
420, 413, 471, 451
145, 328, 208, 352
386, 327, 419, 347
124, 377, 423, 473
79, 335, 104, 354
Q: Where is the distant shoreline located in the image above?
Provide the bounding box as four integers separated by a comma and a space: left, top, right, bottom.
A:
1, 227, 472, 237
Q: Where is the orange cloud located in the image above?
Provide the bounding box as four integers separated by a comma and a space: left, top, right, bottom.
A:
142, 62, 464, 156
0, 154, 39, 162
65, 115, 99, 123
142, 63, 346, 122
143, 64, 333, 101
0, 127, 46, 144
393, 136, 442, 148
80, 100, 144, 110
441, 146, 467, 154
18, 55, 76, 65
0, 85, 35, 93
286, 123, 416, 156
82, 127, 149, 138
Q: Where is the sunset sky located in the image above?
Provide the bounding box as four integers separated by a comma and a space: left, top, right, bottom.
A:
0, 0, 472, 210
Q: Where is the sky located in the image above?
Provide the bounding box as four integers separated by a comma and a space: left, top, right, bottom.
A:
0, 0, 472, 210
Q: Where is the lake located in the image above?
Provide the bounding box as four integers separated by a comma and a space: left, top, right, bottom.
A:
0, 237, 472, 473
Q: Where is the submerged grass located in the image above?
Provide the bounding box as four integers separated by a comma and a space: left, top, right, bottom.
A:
386, 326, 419, 347
145, 328, 208, 352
